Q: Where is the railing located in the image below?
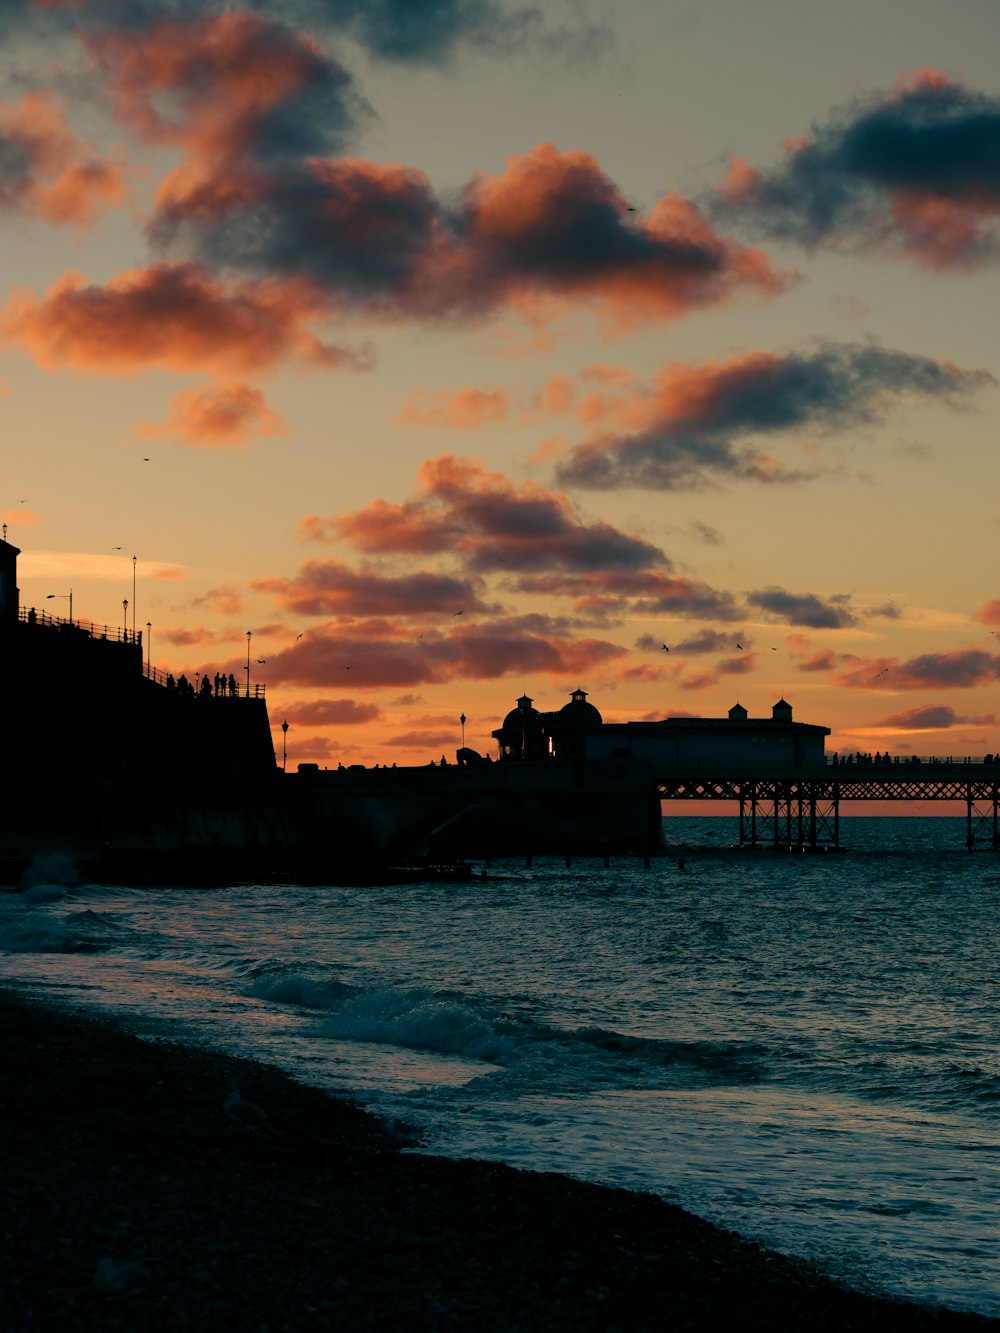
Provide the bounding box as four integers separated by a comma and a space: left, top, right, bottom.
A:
18, 605, 265, 697
826, 754, 996, 768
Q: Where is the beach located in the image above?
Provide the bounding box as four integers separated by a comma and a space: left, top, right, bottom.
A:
0, 987, 995, 1332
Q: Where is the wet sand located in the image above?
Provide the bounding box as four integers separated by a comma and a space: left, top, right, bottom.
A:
0, 988, 995, 1331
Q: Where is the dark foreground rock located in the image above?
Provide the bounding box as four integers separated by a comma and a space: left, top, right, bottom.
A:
0, 988, 995, 1332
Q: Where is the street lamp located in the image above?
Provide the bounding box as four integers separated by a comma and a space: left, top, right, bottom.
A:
246, 630, 252, 696
46, 589, 73, 623
146, 622, 151, 678
132, 555, 137, 641
281, 719, 289, 772
123, 599, 128, 641
460, 713, 467, 749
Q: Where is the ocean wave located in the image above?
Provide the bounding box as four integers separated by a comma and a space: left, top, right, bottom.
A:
313, 986, 521, 1065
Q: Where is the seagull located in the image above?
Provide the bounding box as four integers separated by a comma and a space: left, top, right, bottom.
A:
111, 546, 122, 550
661, 644, 669, 652
452, 610, 463, 617
224, 1086, 269, 1128
257, 658, 266, 664
736, 642, 743, 650
295, 633, 305, 640
872, 666, 890, 679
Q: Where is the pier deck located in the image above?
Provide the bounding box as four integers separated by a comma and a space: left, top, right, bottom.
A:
657, 759, 1000, 849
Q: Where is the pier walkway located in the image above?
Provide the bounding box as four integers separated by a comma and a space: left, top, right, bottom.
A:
657, 758, 1000, 849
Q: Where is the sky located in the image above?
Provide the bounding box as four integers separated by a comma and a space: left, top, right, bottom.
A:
4, 0, 1000, 771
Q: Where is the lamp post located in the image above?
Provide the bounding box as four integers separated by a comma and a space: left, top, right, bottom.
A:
122, 599, 128, 641
132, 555, 137, 641
281, 719, 289, 772
460, 713, 467, 749
246, 630, 252, 697
146, 622, 151, 678
45, 589, 73, 623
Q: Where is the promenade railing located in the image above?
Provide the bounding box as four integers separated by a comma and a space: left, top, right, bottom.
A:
18, 605, 265, 698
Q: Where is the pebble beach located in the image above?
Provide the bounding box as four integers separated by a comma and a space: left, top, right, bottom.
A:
1, 988, 996, 1332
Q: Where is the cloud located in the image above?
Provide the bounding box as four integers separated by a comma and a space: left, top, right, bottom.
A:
836, 648, 1000, 690
398, 386, 510, 429
872, 704, 994, 730
0, 90, 125, 224
254, 558, 488, 618
0, 505, 39, 527
713, 69, 1000, 268
157, 624, 215, 646
285, 698, 383, 726
973, 599, 1000, 628
306, 454, 669, 575
635, 628, 740, 655
2, 262, 369, 375
133, 382, 289, 447
517, 568, 741, 622
17, 550, 185, 581
143, 130, 791, 332
261, 612, 627, 689
555, 342, 993, 490
747, 587, 859, 629
192, 584, 243, 615
37, 0, 598, 69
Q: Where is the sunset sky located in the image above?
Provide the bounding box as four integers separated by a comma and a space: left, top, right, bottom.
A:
4, 0, 1000, 769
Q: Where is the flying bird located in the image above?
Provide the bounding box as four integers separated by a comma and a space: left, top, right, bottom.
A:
661, 644, 669, 652
873, 666, 890, 679
295, 633, 304, 640
736, 642, 743, 650
452, 610, 463, 617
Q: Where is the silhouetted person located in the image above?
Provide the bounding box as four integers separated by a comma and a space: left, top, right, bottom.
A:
228, 673, 237, 697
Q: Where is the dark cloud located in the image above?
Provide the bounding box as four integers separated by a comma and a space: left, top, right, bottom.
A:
514, 569, 742, 621
9, 0, 584, 68
253, 558, 488, 617
285, 698, 383, 725
556, 341, 992, 491
747, 587, 857, 629
146, 141, 789, 327
836, 649, 1000, 690
262, 613, 627, 688
314, 455, 669, 575
873, 705, 974, 730
713, 71, 1000, 267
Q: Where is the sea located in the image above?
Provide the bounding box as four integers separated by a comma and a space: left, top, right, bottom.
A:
2, 814, 999, 1320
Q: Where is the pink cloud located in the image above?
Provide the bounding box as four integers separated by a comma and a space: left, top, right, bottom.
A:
134, 381, 288, 447
0, 90, 125, 224
398, 386, 509, 429
2, 263, 366, 376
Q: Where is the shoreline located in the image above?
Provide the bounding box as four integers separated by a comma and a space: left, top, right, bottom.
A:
1, 987, 995, 1331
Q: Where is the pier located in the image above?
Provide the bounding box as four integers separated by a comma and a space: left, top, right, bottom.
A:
657, 758, 1000, 850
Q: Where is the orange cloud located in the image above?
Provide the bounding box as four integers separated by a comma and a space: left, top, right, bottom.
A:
398, 386, 509, 429
463, 146, 794, 332
134, 381, 289, 447
308, 454, 667, 575
973, 599, 1000, 628
0, 90, 125, 224
1, 263, 365, 376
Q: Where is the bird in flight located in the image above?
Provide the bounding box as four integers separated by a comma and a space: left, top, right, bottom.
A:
295, 633, 304, 640
872, 666, 890, 679
736, 642, 743, 650
661, 644, 669, 652
452, 610, 463, 617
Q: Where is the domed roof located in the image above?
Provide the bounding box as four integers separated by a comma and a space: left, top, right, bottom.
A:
558, 687, 602, 726
501, 694, 541, 733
